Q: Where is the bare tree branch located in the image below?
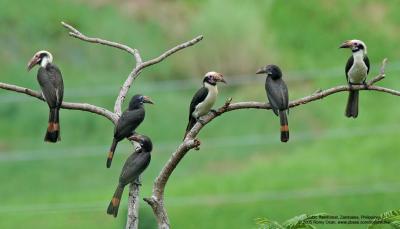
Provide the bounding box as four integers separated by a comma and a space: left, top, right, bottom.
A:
61, 21, 137, 56
126, 182, 141, 229
139, 35, 204, 70
144, 58, 398, 229
0, 22, 204, 229
61, 22, 203, 116
113, 35, 204, 116
0, 82, 118, 123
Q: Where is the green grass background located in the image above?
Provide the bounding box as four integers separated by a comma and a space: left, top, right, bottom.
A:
0, 0, 399, 228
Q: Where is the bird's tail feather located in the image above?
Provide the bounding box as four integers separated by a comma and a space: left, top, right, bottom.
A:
107, 185, 124, 217
183, 117, 196, 140
345, 90, 359, 118
279, 110, 289, 142
106, 138, 118, 168
44, 108, 60, 143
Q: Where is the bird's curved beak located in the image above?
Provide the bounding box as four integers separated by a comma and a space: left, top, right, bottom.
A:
256, 68, 266, 74
27, 56, 40, 71
129, 135, 142, 142
216, 73, 227, 84
339, 40, 352, 49
143, 96, 154, 104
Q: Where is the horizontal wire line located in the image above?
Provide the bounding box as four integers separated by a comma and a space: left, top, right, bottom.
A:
0, 183, 399, 214
0, 123, 399, 162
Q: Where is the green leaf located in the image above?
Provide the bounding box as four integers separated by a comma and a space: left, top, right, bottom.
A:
368, 209, 400, 229
255, 217, 284, 229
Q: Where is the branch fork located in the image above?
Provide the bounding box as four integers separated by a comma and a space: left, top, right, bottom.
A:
0, 22, 203, 229
144, 57, 398, 229
0, 22, 397, 229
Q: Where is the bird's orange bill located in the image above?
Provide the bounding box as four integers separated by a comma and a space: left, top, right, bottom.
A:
256, 68, 265, 74
27, 55, 40, 71
215, 73, 227, 84
142, 96, 154, 104
339, 40, 353, 48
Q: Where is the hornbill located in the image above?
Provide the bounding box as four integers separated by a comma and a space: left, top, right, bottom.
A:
106, 94, 153, 168
339, 39, 370, 118
27, 50, 64, 143
107, 134, 152, 217
184, 72, 226, 139
256, 64, 289, 142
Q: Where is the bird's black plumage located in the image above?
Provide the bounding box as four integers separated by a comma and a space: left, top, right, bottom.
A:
185, 87, 209, 138
28, 51, 64, 143
107, 135, 152, 217
257, 65, 289, 142
106, 94, 153, 168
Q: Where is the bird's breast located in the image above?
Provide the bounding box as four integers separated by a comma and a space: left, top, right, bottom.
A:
193, 86, 218, 118
348, 56, 368, 84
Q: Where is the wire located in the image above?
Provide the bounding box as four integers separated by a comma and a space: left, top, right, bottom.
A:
0, 123, 398, 162
0, 182, 398, 214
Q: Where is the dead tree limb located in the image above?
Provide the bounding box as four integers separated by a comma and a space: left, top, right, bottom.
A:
0, 22, 203, 229
0, 82, 118, 123
144, 58, 397, 229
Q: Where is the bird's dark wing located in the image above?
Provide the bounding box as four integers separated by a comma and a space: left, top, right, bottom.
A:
49, 64, 64, 105
37, 67, 64, 108
345, 55, 354, 81
114, 108, 145, 140
189, 87, 209, 118
119, 150, 151, 185
364, 55, 370, 74
266, 77, 289, 116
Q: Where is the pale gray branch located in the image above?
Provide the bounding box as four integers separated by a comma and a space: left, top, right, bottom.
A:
145, 58, 398, 229
113, 35, 204, 116
61, 21, 136, 56
0, 82, 117, 124
126, 182, 141, 229
60, 21, 204, 228
139, 35, 204, 71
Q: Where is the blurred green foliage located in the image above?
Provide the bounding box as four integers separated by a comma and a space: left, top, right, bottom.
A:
0, 0, 400, 228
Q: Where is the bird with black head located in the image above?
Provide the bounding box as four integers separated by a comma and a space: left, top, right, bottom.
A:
106, 94, 153, 168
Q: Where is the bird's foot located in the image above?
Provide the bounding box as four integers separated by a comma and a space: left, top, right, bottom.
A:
210, 109, 218, 115
194, 139, 201, 151
197, 117, 206, 125
363, 81, 369, 88
133, 179, 142, 186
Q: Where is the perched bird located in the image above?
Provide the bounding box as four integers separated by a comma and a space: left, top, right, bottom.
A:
27, 50, 64, 143
256, 64, 289, 142
107, 134, 152, 217
184, 72, 226, 139
339, 39, 370, 118
107, 94, 153, 168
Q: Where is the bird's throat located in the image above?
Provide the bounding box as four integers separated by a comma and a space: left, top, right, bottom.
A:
41, 56, 51, 67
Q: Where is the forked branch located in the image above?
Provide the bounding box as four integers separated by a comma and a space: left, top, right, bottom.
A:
0, 22, 203, 229
144, 58, 397, 229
